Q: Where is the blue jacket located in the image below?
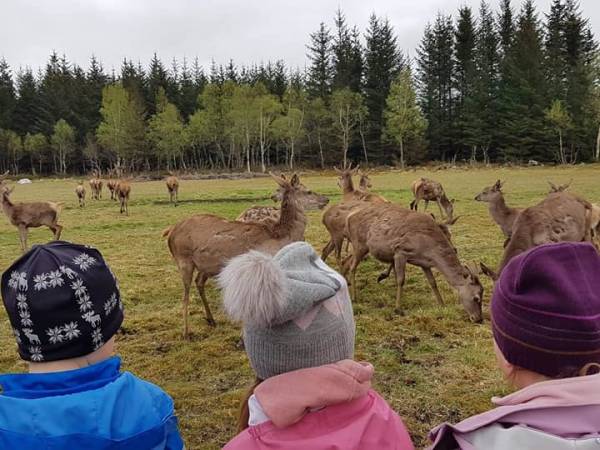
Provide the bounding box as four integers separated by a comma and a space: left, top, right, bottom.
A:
0, 356, 184, 449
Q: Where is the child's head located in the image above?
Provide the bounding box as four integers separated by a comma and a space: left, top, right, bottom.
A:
219, 241, 355, 381
1, 241, 123, 370
491, 242, 600, 389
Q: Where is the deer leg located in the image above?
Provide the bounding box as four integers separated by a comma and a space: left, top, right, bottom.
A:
410, 199, 417, 211
422, 267, 444, 305
393, 254, 408, 314
348, 247, 368, 302
195, 273, 216, 327
51, 224, 63, 241
178, 262, 194, 339
424, 200, 430, 211
321, 240, 334, 262
377, 263, 394, 283
18, 226, 28, 253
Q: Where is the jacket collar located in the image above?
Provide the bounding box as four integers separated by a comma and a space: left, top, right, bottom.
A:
0, 356, 121, 399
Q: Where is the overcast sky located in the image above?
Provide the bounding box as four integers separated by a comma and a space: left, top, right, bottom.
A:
2, 0, 598, 75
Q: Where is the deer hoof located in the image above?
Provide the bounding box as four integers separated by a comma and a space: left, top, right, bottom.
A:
377, 273, 388, 283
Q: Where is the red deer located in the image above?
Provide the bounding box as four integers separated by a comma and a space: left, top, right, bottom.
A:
1, 186, 64, 252
475, 180, 522, 241
162, 173, 307, 338
107, 179, 118, 201
89, 178, 103, 200
481, 191, 594, 280
321, 167, 388, 265
236, 174, 328, 224
75, 182, 86, 208
166, 176, 179, 206
410, 178, 455, 220
342, 203, 483, 322
115, 180, 131, 215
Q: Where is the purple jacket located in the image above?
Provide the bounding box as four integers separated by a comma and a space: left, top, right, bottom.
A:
429, 374, 600, 450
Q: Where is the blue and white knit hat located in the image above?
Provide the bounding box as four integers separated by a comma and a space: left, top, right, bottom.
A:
1, 241, 123, 362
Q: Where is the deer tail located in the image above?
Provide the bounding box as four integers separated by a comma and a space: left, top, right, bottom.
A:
161, 226, 173, 238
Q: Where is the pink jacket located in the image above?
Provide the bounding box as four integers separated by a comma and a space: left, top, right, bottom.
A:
224, 360, 414, 450
429, 373, 600, 449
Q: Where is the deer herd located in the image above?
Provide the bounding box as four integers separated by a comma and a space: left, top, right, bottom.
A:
1, 166, 599, 338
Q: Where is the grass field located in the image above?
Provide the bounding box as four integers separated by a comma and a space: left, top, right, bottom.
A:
0, 165, 598, 449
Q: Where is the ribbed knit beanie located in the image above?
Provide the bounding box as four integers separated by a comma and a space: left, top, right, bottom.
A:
218, 241, 355, 380
1, 241, 123, 362
492, 242, 600, 377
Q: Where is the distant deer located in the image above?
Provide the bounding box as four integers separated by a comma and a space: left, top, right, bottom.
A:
410, 178, 454, 220
107, 179, 118, 201
115, 180, 131, 215
475, 180, 522, 242
342, 203, 483, 322
237, 174, 328, 224
166, 176, 179, 206
89, 178, 103, 200
162, 173, 307, 338
1, 186, 64, 252
75, 182, 86, 207
321, 167, 388, 265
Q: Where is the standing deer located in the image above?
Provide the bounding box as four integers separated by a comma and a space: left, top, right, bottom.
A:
410, 178, 454, 220
166, 176, 179, 206
107, 179, 118, 201
236, 175, 329, 224
1, 186, 64, 252
321, 167, 388, 265
116, 180, 131, 215
479, 191, 594, 281
358, 171, 372, 192
89, 178, 103, 200
75, 182, 86, 208
474, 180, 522, 241
163, 173, 307, 338
343, 203, 483, 322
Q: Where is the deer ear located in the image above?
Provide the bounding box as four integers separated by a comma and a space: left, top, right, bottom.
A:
280, 174, 287, 181
269, 172, 288, 188
352, 164, 360, 174
446, 216, 460, 225
548, 181, 558, 192
290, 173, 300, 187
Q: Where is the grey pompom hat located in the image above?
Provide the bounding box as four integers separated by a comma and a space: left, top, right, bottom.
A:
218, 241, 355, 380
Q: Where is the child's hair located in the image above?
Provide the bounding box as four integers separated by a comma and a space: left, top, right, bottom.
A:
238, 378, 263, 432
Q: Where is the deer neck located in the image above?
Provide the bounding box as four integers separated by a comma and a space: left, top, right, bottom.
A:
342, 178, 355, 195
274, 192, 306, 240
430, 242, 469, 289
489, 194, 513, 219
439, 195, 452, 215
1, 196, 13, 216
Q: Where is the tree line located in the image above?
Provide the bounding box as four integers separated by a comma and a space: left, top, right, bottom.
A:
0, 0, 598, 175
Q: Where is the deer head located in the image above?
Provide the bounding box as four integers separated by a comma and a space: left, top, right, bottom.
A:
270, 174, 329, 210
456, 262, 484, 323
334, 164, 359, 192
475, 180, 505, 202
358, 171, 372, 190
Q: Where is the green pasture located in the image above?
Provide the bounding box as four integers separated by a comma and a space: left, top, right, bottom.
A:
0, 165, 598, 449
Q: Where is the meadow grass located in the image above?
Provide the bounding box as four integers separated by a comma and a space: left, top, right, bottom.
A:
1, 165, 598, 449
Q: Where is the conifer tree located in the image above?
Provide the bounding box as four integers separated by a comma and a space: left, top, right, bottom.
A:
306, 22, 334, 99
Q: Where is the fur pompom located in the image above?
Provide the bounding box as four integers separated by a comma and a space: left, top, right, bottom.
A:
218, 250, 286, 327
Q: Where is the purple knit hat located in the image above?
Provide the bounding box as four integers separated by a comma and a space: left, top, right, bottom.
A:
492, 242, 600, 378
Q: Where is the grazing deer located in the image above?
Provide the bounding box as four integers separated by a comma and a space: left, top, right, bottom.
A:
166, 176, 179, 206
89, 178, 103, 200
163, 173, 307, 338
115, 180, 131, 215
237, 175, 329, 224
75, 182, 86, 208
107, 179, 118, 201
496, 190, 592, 274
410, 178, 455, 220
1, 186, 64, 252
342, 203, 483, 322
475, 180, 522, 241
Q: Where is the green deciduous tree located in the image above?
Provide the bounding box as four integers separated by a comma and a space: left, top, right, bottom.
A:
330, 88, 365, 167
23, 132, 48, 174
148, 89, 186, 170
51, 119, 75, 174
384, 68, 427, 168
545, 99, 573, 164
